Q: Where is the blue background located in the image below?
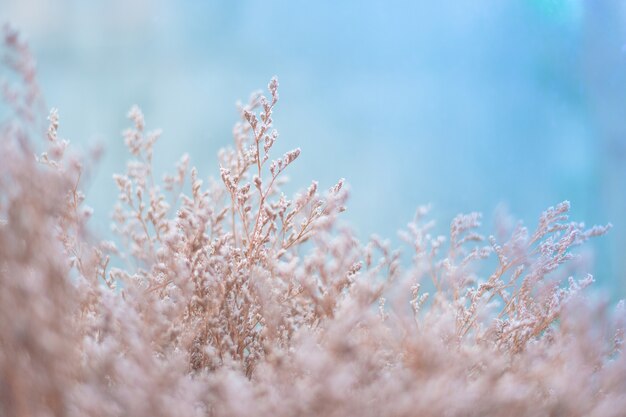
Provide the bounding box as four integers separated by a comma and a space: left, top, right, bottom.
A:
1, 0, 625, 296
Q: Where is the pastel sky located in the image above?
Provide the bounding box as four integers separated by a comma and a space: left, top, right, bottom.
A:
1, 0, 625, 295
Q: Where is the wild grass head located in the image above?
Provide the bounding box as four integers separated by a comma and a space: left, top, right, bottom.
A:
1, 26, 625, 417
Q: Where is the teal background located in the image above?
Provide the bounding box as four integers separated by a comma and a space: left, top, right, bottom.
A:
1, 1, 625, 296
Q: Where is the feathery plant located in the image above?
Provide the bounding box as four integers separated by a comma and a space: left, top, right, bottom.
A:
1, 26, 625, 417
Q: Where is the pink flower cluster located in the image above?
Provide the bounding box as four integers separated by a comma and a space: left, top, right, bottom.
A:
0, 26, 624, 417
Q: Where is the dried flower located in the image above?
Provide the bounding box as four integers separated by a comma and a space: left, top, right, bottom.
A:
0, 31, 624, 417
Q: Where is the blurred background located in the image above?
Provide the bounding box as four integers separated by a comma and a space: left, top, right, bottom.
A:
1, 0, 625, 296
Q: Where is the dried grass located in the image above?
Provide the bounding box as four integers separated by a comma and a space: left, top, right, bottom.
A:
1, 26, 624, 417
